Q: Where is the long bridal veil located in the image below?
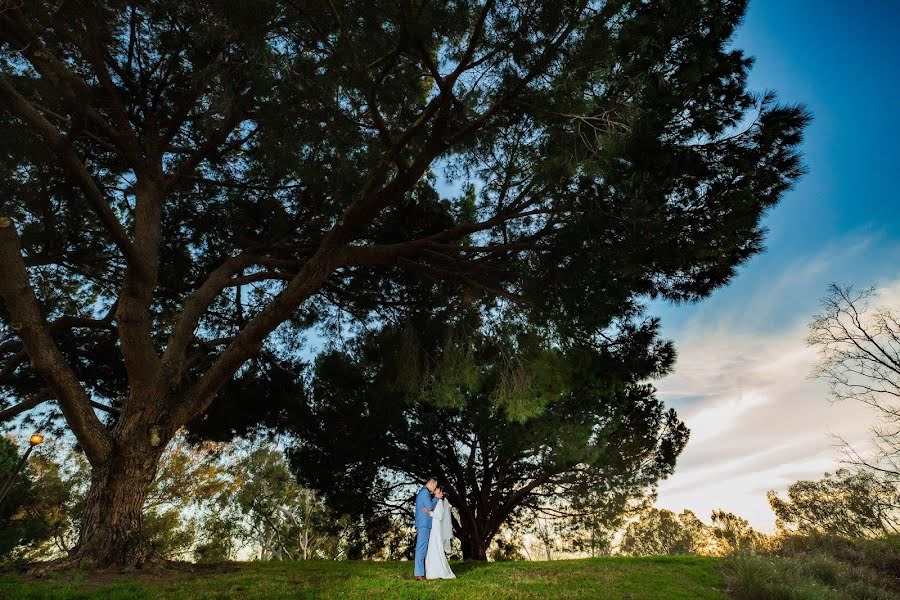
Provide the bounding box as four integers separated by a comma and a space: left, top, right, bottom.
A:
441, 498, 453, 553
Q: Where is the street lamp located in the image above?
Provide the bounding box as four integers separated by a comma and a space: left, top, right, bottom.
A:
0, 430, 46, 508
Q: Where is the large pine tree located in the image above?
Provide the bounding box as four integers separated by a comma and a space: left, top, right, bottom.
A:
0, 0, 807, 566
289, 314, 688, 560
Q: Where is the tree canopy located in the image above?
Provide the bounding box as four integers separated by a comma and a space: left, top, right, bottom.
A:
0, 0, 807, 565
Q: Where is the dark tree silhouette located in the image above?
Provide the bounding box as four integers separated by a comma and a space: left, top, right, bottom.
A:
0, 0, 807, 565
289, 316, 688, 560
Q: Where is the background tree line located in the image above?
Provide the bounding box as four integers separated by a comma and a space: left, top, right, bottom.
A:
4, 432, 897, 564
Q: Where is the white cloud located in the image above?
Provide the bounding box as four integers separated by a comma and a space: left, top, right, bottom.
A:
653, 236, 899, 533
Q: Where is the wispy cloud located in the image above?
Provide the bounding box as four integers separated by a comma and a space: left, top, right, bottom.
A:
653, 232, 899, 532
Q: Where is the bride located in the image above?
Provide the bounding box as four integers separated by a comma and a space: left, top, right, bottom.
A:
425, 486, 456, 579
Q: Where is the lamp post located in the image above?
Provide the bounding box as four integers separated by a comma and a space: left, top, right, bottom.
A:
0, 431, 45, 508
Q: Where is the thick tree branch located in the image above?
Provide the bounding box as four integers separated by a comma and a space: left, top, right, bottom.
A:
0, 313, 117, 363
115, 180, 163, 389
0, 393, 119, 423
0, 218, 111, 462
0, 390, 52, 422
170, 248, 343, 428
156, 255, 258, 393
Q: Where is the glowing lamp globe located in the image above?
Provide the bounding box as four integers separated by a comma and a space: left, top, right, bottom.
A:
29, 433, 44, 446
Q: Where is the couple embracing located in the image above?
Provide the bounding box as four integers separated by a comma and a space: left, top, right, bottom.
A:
414, 478, 456, 580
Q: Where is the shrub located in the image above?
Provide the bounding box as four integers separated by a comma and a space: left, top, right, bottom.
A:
722, 533, 900, 600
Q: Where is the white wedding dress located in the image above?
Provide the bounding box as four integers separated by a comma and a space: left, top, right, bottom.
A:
425, 498, 456, 579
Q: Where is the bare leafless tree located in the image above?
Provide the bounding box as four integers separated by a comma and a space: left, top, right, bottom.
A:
808, 284, 900, 482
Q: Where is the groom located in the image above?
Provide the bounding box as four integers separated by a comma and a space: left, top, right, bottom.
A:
414, 478, 439, 580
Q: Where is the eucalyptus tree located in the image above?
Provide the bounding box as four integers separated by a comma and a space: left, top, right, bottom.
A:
769, 469, 900, 538
0, 0, 806, 565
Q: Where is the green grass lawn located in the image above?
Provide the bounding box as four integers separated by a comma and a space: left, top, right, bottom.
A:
0, 555, 727, 599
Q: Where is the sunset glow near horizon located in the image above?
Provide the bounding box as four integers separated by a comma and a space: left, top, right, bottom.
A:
650, 0, 900, 532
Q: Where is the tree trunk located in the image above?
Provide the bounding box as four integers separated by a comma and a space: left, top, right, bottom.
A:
460, 530, 489, 561
69, 442, 163, 567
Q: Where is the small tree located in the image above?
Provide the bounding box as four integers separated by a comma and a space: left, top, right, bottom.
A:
679, 510, 719, 556
140, 510, 196, 561
229, 445, 336, 561
0, 436, 54, 562
562, 485, 640, 557
491, 529, 527, 561
530, 517, 561, 561
138, 441, 232, 560
620, 508, 761, 556
193, 509, 237, 563
567, 527, 614, 558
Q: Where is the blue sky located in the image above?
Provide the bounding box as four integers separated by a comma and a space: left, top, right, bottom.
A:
652, 0, 900, 530
654, 0, 900, 332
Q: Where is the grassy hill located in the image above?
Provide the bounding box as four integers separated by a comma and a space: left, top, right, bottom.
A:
0, 555, 727, 599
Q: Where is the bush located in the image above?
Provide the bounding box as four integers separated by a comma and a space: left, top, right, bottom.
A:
722, 534, 900, 600
0, 438, 52, 563
776, 532, 900, 576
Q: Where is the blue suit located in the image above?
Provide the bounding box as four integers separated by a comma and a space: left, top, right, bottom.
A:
414, 486, 438, 576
